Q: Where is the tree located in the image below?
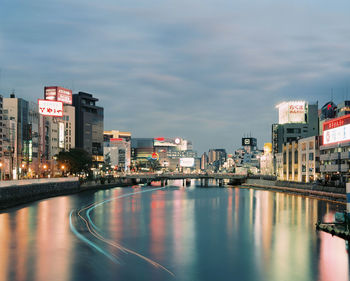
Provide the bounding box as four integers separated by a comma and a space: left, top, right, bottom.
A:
56, 148, 93, 175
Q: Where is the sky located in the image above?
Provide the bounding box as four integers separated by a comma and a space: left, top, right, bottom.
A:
1, 0, 350, 154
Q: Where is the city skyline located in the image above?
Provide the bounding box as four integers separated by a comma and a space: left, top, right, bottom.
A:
1, 0, 350, 153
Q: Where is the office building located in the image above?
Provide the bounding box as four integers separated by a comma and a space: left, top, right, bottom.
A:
104, 130, 131, 172
73, 92, 104, 163
2, 94, 29, 179
272, 101, 319, 154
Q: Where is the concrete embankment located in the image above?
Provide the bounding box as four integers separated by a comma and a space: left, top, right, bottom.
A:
0, 177, 134, 210
240, 178, 346, 204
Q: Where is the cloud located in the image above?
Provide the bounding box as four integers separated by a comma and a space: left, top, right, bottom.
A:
0, 0, 350, 153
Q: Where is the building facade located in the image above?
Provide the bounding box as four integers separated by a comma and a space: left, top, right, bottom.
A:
2, 94, 29, 179
104, 130, 131, 172
73, 92, 104, 163
298, 136, 320, 183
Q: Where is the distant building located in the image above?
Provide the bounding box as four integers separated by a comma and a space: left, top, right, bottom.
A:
208, 148, 227, 170
104, 130, 131, 172
259, 143, 274, 175
200, 152, 208, 170
73, 92, 104, 164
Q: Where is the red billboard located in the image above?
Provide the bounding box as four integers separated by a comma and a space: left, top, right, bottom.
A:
44, 86, 72, 105
323, 115, 350, 131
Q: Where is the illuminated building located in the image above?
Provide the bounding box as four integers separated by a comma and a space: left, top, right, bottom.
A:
298, 136, 320, 182
259, 143, 274, 175
320, 114, 350, 186
43, 105, 75, 160
272, 101, 319, 154
73, 92, 104, 163
104, 130, 131, 172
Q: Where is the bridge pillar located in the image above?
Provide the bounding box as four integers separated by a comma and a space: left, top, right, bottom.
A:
205, 178, 208, 187
161, 180, 165, 187
183, 179, 185, 186
219, 179, 223, 187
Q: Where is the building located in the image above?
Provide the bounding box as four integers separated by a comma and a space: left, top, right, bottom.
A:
131, 138, 155, 171
298, 136, 320, 183
73, 92, 104, 164
208, 148, 227, 171
27, 102, 40, 177
200, 152, 208, 170
104, 130, 131, 172
272, 101, 319, 154
281, 141, 299, 181
43, 104, 75, 169
2, 94, 29, 179
320, 114, 350, 187
259, 143, 274, 175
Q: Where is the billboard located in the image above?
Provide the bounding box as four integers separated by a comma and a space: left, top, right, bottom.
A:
242, 138, 257, 146
38, 99, 63, 117
323, 115, 350, 145
276, 101, 307, 124
154, 137, 179, 147
179, 158, 195, 167
44, 86, 73, 105
59, 122, 65, 148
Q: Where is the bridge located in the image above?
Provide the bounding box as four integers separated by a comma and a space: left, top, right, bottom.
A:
118, 173, 246, 187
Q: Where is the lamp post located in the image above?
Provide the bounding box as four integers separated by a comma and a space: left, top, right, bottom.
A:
43, 164, 47, 178
61, 165, 65, 177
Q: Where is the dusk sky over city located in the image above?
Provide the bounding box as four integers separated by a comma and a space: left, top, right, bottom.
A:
1, 0, 350, 153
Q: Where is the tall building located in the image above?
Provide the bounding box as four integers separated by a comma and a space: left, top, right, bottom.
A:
2, 94, 29, 179
27, 102, 40, 177
208, 148, 227, 171
272, 101, 319, 154
104, 130, 131, 172
200, 152, 208, 170
73, 92, 104, 163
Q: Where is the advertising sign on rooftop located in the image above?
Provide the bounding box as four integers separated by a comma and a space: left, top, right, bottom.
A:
276, 101, 307, 124
38, 99, 63, 117
44, 86, 73, 105
179, 157, 195, 167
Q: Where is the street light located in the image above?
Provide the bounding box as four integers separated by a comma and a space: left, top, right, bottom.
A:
43, 164, 47, 178
61, 165, 65, 177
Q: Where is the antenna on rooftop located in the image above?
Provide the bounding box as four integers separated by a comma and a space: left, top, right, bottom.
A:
331, 88, 333, 102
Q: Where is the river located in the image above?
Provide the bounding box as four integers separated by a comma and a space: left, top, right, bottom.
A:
0, 180, 348, 281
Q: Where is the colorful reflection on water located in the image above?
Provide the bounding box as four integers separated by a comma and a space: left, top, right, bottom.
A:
0, 181, 348, 281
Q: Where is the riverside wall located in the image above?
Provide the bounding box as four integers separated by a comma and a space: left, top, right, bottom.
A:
0, 177, 134, 210
243, 178, 346, 203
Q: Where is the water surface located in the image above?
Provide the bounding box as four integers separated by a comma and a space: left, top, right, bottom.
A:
0, 180, 348, 281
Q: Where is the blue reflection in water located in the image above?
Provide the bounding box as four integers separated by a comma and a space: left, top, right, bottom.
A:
0, 181, 348, 281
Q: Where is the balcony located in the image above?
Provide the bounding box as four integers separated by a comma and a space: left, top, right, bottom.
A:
320, 164, 349, 173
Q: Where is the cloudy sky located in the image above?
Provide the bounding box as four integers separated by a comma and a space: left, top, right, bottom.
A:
1, 0, 350, 153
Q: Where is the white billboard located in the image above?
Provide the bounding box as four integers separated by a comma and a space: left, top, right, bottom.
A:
323, 124, 350, 145
38, 100, 63, 117
59, 122, 65, 148
180, 158, 195, 167
277, 101, 307, 124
